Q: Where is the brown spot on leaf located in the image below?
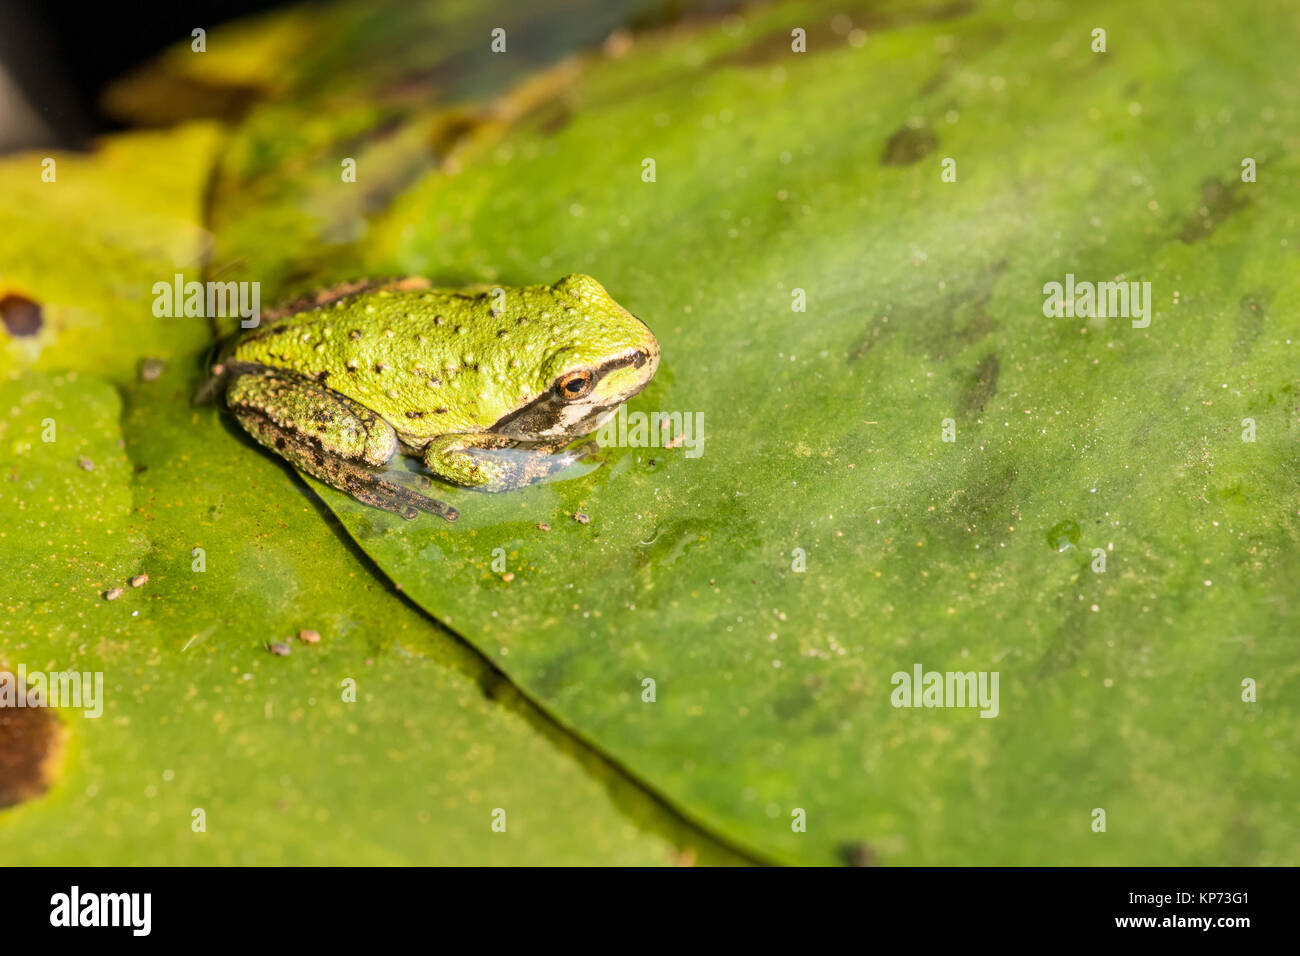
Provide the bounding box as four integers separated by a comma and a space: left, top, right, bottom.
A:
0, 682, 68, 809
0, 294, 43, 336
882, 125, 938, 166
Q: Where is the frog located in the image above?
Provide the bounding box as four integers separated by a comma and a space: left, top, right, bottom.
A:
197, 274, 659, 521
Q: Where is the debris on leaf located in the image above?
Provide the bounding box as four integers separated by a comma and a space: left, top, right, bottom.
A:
139, 357, 166, 381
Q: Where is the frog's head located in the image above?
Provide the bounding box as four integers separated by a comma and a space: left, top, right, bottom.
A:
492, 274, 660, 441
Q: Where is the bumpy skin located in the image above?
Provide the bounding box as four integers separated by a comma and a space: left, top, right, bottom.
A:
201, 275, 660, 520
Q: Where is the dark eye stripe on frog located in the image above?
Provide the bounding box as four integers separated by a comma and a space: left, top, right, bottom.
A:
587, 348, 649, 379
490, 349, 651, 437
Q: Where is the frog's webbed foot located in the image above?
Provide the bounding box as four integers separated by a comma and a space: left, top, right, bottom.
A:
424, 433, 591, 492
226, 370, 457, 520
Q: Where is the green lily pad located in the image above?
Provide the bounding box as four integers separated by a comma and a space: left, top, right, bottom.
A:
7, 0, 1297, 867
0, 124, 222, 382
194, 0, 1300, 864
0, 127, 745, 864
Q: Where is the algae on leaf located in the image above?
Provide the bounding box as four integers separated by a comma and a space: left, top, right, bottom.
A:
0, 124, 743, 865
200, 0, 1300, 864
4, 0, 1298, 866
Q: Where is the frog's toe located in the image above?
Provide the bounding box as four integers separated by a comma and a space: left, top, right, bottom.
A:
357, 475, 458, 521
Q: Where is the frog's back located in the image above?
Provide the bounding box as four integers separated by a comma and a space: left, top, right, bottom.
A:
224, 283, 588, 439
216, 274, 656, 442
229, 287, 470, 373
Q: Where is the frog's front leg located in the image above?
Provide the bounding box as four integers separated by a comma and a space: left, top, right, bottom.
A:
226, 370, 458, 520
423, 433, 588, 492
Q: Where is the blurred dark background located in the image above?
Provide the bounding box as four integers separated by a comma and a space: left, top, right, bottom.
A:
0, 0, 284, 151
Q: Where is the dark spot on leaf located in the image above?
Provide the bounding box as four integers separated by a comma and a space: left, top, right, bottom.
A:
771, 685, 816, 720
0, 683, 67, 809
0, 294, 43, 336
920, 64, 953, 95
927, 458, 1021, 552
852, 261, 1006, 362
1237, 290, 1271, 354
533, 100, 573, 136
1179, 178, 1247, 243
960, 353, 1000, 414
882, 125, 938, 166
837, 842, 877, 866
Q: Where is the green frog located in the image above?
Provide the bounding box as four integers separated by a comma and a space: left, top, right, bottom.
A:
198, 274, 659, 520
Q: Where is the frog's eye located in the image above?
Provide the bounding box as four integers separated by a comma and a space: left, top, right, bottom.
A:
555, 370, 594, 400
